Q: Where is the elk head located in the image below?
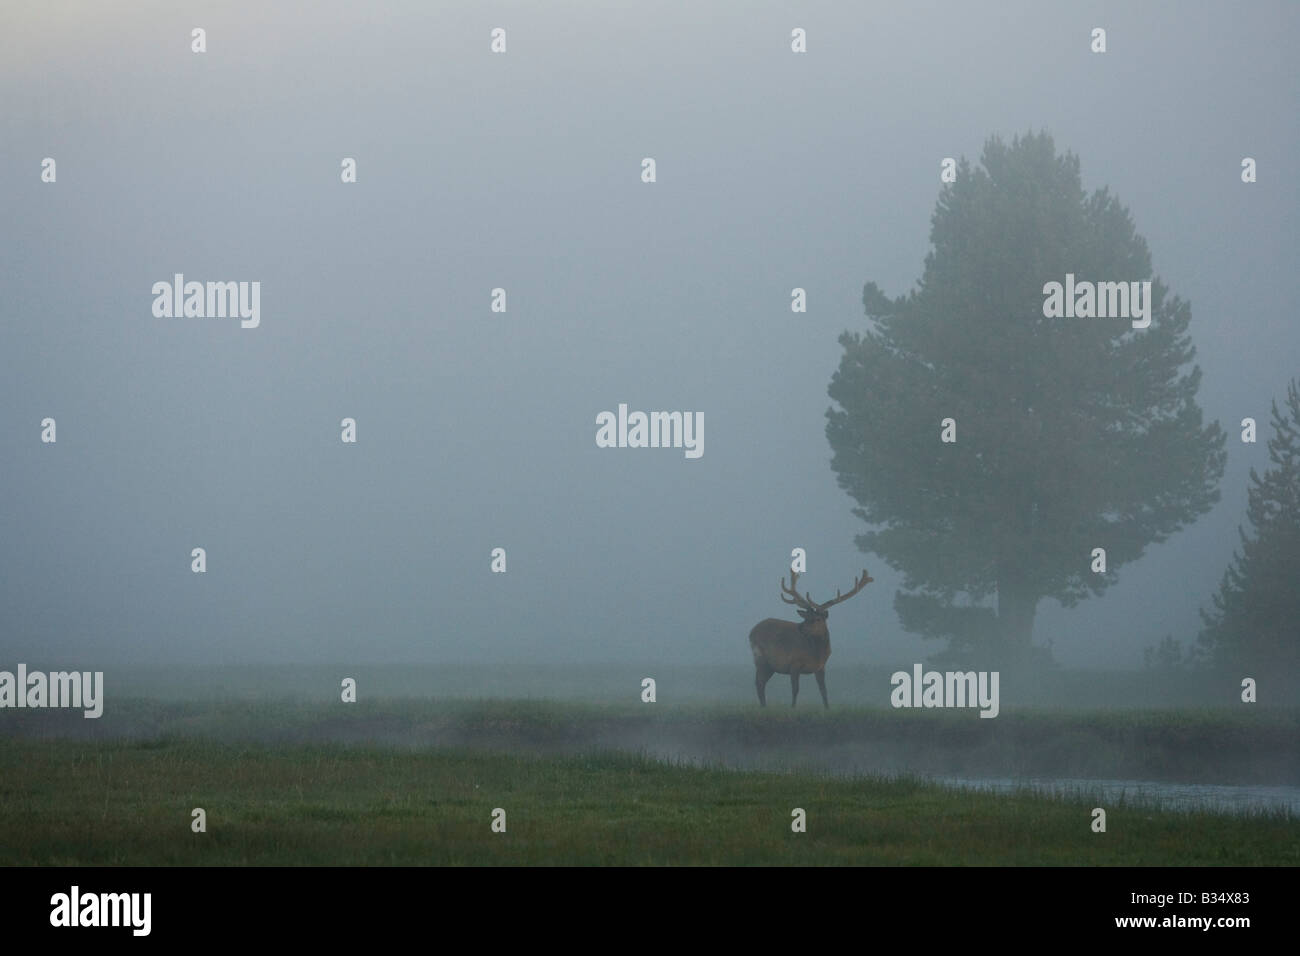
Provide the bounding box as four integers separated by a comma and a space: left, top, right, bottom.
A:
748, 568, 872, 708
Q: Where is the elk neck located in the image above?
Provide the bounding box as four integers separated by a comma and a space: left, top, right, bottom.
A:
797, 616, 830, 643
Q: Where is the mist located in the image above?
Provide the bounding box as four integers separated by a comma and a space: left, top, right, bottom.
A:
2, 0, 1297, 686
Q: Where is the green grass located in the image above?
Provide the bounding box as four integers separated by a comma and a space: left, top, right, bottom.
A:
3, 698, 1296, 865
1, 736, 1297, 865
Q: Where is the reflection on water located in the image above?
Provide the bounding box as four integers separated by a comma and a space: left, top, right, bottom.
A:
926, 775, 1300, 816
633, 742, 1298, 817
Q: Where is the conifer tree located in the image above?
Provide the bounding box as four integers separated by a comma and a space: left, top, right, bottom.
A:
826, 131, 1226, 665
1199, 380, 1300, 678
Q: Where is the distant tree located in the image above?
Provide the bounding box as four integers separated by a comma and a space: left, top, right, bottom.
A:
826, 131, 1226, 668
1143, 633, 1192, 671
1198, 380, 1300, 677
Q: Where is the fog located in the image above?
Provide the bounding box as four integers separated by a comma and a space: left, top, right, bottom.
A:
2, 0, 1296, 684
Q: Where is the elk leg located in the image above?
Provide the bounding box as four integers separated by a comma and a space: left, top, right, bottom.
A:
755, 664, 773, 706
815, 669, 828, 709
790, 671, 800, 707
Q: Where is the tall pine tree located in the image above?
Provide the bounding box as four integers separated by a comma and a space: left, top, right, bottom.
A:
1199, 380, 1300, 680
826, 131, 1226, 667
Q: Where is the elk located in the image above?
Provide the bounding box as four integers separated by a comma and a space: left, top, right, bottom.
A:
749, 569, 872, 708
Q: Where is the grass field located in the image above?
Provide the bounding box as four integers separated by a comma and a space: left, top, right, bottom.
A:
2, 698, 1297, 865
2, 739, 1296, 866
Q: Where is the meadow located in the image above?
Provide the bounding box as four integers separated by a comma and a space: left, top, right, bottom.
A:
2, 688, 1296, 866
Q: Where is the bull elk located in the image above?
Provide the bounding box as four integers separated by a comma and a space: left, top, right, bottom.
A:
749, 569, 872, 708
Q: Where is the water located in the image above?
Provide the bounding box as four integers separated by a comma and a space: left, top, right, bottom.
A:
628, 739, 1299, 817
926, 774, 1300, 816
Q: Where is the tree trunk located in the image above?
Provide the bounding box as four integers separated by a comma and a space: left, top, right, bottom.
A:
997, 579, 1039, 672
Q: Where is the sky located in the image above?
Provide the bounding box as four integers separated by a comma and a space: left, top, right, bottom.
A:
1, 0, 1297, 672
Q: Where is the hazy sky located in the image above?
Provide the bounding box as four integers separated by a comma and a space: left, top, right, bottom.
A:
2, 1, 1296, 671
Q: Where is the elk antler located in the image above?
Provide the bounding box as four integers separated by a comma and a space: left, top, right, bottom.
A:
779, 570, 818, 610
816, 570, 873, 609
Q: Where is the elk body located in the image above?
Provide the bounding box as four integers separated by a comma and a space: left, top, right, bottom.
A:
748, 569, 872, 708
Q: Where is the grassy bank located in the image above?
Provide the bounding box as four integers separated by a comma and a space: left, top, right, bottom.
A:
62, 661, 1294, 710
5, 697, 1297, 784
2, 736, 1296, 866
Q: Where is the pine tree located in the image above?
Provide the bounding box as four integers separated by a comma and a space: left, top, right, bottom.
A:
1199, 380, 1300, 679
826, 131, 1226, 667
